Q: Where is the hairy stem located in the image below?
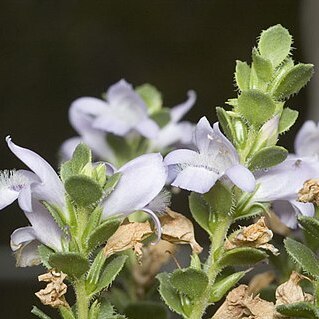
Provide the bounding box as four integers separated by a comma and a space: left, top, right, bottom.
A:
75, 279, 90, 319
188, 215, 232, 319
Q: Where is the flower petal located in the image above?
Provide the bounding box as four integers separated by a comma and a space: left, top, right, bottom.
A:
93, 112, 133, 135
170, 90, 196, 123
102, 153, 167, 218
0, 188, 19, 210
135, 117, 160, 139
10, 226, 36, 251
291, 200, 315, 217
69, 97, 106, 134
25, 200, 63, 251
142, 208, 162, 244
194, 117, 214, 153
13, 240, 41, 267
172, 166, 219, 194
225, 164, 256, 192
164, 149, 198, 166
272, 200, 299, 229
60, 137, 83, 161
294, 121, 319, 157
6, 137, 65, 208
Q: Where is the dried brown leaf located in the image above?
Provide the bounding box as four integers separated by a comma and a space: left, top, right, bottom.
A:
35, 270, 69, 308
225, 217, 279, 255
298, 178, 319, 205
103, 221, 153, 259
160, 208, 203, 254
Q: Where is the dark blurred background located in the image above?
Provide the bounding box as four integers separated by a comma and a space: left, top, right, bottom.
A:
0, 0, 315, 317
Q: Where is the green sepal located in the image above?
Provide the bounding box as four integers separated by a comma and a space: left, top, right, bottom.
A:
235, 60, 251, 91
276, 302, 319, 319
219, 247, 268, 268
60, 307, 76, 319
104, 173, 122, 196
278, 108, 298, 134
232, 117, 248, 146
203, 182, 233, 215
136, 83, 162, 114
252, 48, 273, 82
87, 217, 121, 251
88, 255, 128, 295
88, 300, 100, 319
82, 208, 102, 245
216, 107, 235, 143
38, 245, 55, 269
298, 216, 319, 241
31, 306, 52, 319
210, 271, 246, 302
42, 201, 67, 230
65, 175, 103, 207
272, 63, 314, 100
49, 252, 89, 278
170, 268, 208, 299
92, 163, 107, 187
258, 24, 292, 68
124, 301, 168, 319
284, 238, 319, 278
86, 250, 107, 292
237, 89, 276, 127
248, 146, 288, 171
156, 273, 184, 316
151, 109, 171, 128
190, 253, 202, 270
189, 192, 210, 234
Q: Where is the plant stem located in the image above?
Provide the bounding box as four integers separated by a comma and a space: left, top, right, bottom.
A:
188, 215, 232, 319
75, 279, 90, 319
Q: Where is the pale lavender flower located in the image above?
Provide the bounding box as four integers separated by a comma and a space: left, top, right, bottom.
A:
102, 153, 168, 241
149, 91, 196, 151
295, 120, 319, 157
164, 117, 255, 194
253, 157, 319, 228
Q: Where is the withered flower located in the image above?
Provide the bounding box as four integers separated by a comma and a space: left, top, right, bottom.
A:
35, 270, 69, 308
224, 217, 279, 255
275, 271, 313, 306
298, 178, 319, 205
103, 221, 153, 259
212, 284, 276, 319
264, 211, 290, 236
160, 208, 203, 254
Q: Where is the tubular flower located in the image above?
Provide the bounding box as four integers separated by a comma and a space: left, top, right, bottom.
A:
102, 153, 168, 241
164, 117, 255, 194
252, 157, 319, 228
148, 90, 196, 151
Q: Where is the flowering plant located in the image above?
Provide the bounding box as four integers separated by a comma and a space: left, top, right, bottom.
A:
2, 25, 319, 319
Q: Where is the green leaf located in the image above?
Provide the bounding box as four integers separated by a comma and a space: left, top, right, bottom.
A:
60, 307, 76, 319
210, 271, 246, 302
204, 182, 233, 214
42, 201, 67, 230
248, 146, 288, 171
278, 108, 299, 134
65, 175, 103, 207
235, 60, 251, 91
170, 268, 208, 299
157, 273, 184, 316
124, 301, 168, 319
298, 216, 319, 241
219, 247, 268, 268
276, 302, 319, 318
87, 217, 121, 251
272, 63, 314, 100
82, 208, 102, 244
104, 173, 122, 196
72, 143, 92, 173
60, 160, 75, 183
284, 238, 319, 278
49, 252, 89, 278
150, 109, 171, 128
38, 245, 55, 269
98, 300, 115, 318
90, 255, 128, 295
31, 306, 52, 319
86, 250, 107, 292
189, 192, 210, 233
237, 89, 276, 127
258, 24, 292, 67
136, 83, 162, 114
252, 48, 273, 82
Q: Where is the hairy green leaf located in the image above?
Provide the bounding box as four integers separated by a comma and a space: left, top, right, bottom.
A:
235, 60, 251, 91
276, 302, 319, 318
189, 192, 210, 233
31, 306, 53, 319
136, 83, 162, 114
124, 301, 168, 319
